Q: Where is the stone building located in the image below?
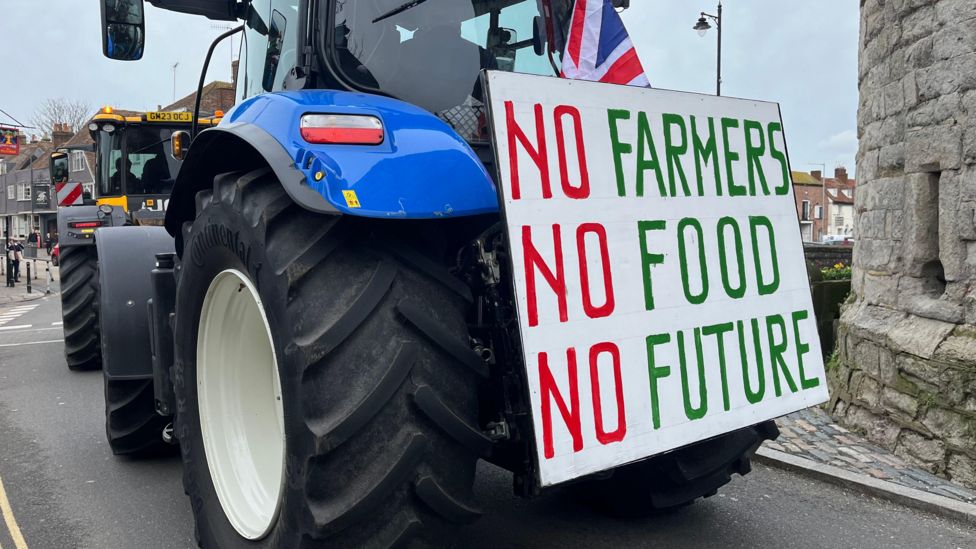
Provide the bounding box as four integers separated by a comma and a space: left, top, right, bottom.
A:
831, 0, 976, 489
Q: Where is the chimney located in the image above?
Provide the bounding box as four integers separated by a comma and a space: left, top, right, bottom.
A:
834, 166, 848, 183
231, 59, 240, 92
51, 123, 73, 148
811, 170, 822, 182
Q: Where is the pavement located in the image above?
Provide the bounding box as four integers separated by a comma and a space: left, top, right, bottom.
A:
1, 297, 975, 547
770, 407, 976, 505
0, 258, 58, 305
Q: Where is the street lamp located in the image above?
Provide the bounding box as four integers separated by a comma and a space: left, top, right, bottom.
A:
693, 2, 722, 96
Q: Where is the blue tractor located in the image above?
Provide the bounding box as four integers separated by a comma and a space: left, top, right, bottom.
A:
91, 1, 777, 546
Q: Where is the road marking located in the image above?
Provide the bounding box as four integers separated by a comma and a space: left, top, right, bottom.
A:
0, 305, 37, 327
0, 326, 31, 332
51, 322, 62, 326
0, 340, 61, 349
0, 473, 28, 549
0, 327, 61, 334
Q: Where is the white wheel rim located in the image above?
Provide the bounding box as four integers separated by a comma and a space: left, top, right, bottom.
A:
197, 269, 285, 540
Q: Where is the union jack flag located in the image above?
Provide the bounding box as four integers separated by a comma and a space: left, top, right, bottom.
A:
561, 0, 650, 87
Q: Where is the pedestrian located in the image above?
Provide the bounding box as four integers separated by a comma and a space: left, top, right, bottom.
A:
45, 232, 52, 255
12, 239, 24, 282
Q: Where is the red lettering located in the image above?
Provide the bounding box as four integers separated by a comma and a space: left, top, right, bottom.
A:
539, 349, 583, 459
554, 105, 590, 199
506, 101, 551, 200
576, 223, 615, 319
523, 224, 568, 327
589, 342, 627, 445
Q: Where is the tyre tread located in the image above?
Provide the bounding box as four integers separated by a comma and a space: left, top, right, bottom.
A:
59, 246, 102, 371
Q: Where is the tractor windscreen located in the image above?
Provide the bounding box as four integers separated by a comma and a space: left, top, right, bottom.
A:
98, 126, 180, 197
332, 0, 573, 140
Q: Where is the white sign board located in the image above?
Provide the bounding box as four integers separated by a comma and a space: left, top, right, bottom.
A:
484, 71, 828, 487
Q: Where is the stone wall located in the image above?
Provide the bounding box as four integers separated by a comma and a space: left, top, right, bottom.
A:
804, 244, 854, 269
832, 0, 976, 489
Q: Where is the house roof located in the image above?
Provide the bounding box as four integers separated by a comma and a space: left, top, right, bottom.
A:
8, 140, 57, 171
162, 81, 236, 115
791, 171, 822, 186
825, 176, 856, 190
61, 124, 97, 181
831, 190, 855, 205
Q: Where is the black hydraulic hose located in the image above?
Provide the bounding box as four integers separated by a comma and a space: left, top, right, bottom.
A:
192, 25, 245, 139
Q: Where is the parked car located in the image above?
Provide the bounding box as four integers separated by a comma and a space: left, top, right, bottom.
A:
822, 234, 854, 246
51, 243, 59, 266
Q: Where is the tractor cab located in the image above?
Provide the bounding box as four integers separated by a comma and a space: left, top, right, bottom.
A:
112, 1, 589, 143
324, 0, 575, 141
85, 108, 220, 221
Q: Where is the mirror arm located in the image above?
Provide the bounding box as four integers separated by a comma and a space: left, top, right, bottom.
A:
192, 24, 245, 139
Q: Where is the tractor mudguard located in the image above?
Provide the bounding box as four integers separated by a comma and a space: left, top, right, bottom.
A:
165, 91, 499, 239
95, 226, 175, 380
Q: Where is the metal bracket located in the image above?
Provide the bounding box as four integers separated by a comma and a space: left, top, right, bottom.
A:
485, 417, 511, 442
474, 238, 501, 286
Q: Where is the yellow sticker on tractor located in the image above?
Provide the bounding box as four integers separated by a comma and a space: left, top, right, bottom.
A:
342, 190, 362, 208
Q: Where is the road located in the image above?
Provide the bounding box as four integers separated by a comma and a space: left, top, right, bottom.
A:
0, 296, 975, 549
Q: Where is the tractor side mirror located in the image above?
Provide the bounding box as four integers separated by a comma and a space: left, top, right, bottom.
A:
50, 152, 70, 186
100, 0, 146, 60
533, 16, 546, 56
488, 27, 518, 71
170, 131, 190, 161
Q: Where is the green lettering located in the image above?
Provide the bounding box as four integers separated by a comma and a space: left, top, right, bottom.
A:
637, 112, 667, 197
678, 329, 708, 420
721, 117, 746, 196
717, 216, 747, 299
677, 217, 709, 305
663, 113, 692, 197
749, 216, 780, 295
766, 314, 798, 397
702, 322, 734, 411
739, 319, 765, 404
768, 122, 790, 195
792, 310, 820, 389
692, 116, 722, 196
608, 109, 632, 197
637, 220, 666, 311
646, 333, 673, 429
743, 119, 770, 196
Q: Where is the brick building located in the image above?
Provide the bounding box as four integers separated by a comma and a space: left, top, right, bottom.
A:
792, 167, 858, 242
792, 170, 826, 242
0, 126, 69, 244
824, 167, 857, 237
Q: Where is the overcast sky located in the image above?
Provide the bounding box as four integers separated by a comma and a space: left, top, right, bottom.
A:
0, 1, 859, 174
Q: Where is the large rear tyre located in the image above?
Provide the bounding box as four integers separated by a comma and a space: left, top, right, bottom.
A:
570, 421, 779, 516
59, 245, 102, 371
103, 376, 175, 457
173, 169, 487, 548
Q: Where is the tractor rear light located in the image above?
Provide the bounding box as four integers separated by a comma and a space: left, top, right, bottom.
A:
300, 114, 384, 145
69, 221, 102, 229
